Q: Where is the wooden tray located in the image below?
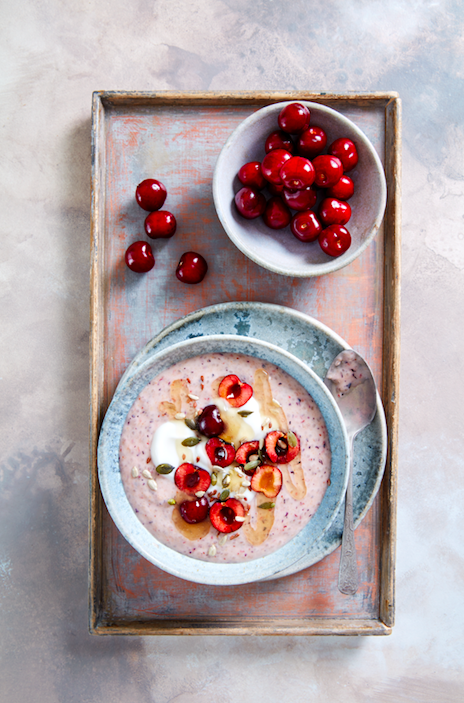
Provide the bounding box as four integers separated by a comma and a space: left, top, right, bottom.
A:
90, 91, 401, 636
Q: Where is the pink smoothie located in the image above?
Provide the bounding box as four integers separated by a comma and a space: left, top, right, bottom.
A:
119, 352, 331, 563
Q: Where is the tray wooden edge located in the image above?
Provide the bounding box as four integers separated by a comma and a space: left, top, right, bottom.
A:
88, 91, 401, 636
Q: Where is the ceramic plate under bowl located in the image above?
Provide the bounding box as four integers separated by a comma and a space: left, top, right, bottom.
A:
213, 101, 387, 277
98, 334, 350, 586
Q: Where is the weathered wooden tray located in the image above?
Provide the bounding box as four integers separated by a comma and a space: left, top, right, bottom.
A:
90, 91, 401, 635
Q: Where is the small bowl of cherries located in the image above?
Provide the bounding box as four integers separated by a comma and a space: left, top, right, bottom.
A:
213, 101, 387, 277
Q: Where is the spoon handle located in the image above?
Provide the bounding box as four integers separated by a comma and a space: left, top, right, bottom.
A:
338, 442, 358, 595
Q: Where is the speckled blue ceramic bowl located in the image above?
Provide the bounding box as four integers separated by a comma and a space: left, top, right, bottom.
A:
98, 334, 350, 586
213, 101, 387, 277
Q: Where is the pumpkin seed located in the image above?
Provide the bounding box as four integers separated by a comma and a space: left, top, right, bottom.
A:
211, 472, 218, 486
238, 410, 253, 417
184, 417, 197, 431
181, 437, 200, 447
219, 489, 230, 501
167, 499, 176, 505
156, 463, 175, 475
244, 459, 260, 472
287, 431, 297, 448
258, 501, 275, 510
222, 474, 231, 487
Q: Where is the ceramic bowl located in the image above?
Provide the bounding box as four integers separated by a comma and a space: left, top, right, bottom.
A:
98, 334, 350, 586
213, 101, 387, 277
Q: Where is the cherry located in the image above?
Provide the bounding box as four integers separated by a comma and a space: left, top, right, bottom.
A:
176, 252, 208, 284
205, 438, 235, 468
297, 126, 327, 158
238, 162, 266, 190
235, 440, 261, 474
264, 430, 300, 464
209, 498, 246, 534
319, 197, 352, 226
175, 463, 211, 496
290, 210, 322, 243
125, 241, 155, 273
311, 155, 344, 188
282, 185, 317, 211
267, 182, 284, 196
250, 464, 283, 499
179, 497, 209, 524
265, 130, 294, 154
328, 138, 358, 172
319, 224, 352, 257
279, 156, 315, 190
144, 210, 177, 239
135, 179, 167, 211
262, 196, 291, 229
218, 374, 253, 407
234, 187, 266, 219
261, 148, 292, 185
278, 102, 310, 134
326, 175, 354, 200
197, 405, 225, 437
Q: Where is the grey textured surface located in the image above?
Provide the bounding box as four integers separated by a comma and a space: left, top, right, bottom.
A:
1, 1, 464, 701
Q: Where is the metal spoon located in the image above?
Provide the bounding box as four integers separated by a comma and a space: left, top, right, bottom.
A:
324, 350, 377, 595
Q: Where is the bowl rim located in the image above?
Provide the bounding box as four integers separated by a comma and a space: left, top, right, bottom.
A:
213, 100, 387, 278
97, 333, 350, 585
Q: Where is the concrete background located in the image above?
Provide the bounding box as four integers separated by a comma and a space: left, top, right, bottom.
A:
1, 0, 463, 701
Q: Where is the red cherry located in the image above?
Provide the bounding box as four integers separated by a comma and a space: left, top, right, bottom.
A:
176, 252, 207, 284
326, 175, 354, 200
235, 440, 260, 474
218, 374, 253, 407
262, 196, 291, 229
267, 182, 285, 196
328, 138, 358, 172
234, 187, 266, 219
209, 498, 246, 534
135, 179, 167, 211
144, 210, 177, 239
250, 464, 283, 499
312, 155, 344, 188
175, 463, 211, 496
319, 197, 352, 226
238, 162, 266, 190
264, 430, 300, 464
278, 102, 310, 134
279, 156, 315, 190
282, 185, 317, 211
319, 224, 352, 257
265, 130, 295, 154
179, 497, 209, 524
290, 210, 322, 242
297, 126, 327, 158
125, 241, 155, 273
261, 149, 292, 185
197, 405, 225, 437
205, 438, 236, 468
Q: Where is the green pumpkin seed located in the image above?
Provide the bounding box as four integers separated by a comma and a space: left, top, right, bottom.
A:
219, 489, 230, 502
258, 501, 275, 510
156, 463, 175, 475
287, 431, 297, 448
184, 418, 197, 431
167, 499, 176, 505
244, 459, 260, 472
211, 472, 218, 486
222, 474, 231, 487
181, 437, 200, 447
238, 410, 253, 417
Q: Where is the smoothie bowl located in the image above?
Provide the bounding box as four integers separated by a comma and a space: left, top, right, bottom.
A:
98, 335, 350, 585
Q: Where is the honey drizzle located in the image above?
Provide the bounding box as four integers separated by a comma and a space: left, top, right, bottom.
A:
159, 379, 195, 419
242, 506, 275, 546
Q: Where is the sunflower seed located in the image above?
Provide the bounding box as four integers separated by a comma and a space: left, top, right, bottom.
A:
175, 412, 186, 420
241, 479, 251, 487
287, 431, 297, 448
259, 437, 265, 449
208, 545, 217, 557
195, 491, 205, 498
188, 393, 200, 401
234, 516, 246, 522
131, 467, 139, 478
142, 469, 152, 479
218, 535, 228, 546
147, 479, 158, 491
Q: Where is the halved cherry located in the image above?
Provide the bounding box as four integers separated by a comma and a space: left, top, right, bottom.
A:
218, 374, 253, 407
264, 430, 300, 464
250, 464, 282, 499
197, 405, 225, 437
205, 438, 236, 467
209, 498, 246, 533
235, 440, 261, 474
174, 463, 211, 495
179, 497, 209, 524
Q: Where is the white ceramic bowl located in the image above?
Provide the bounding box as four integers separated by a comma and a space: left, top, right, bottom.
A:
98, 334, 350, 585
213, 101, 387, 277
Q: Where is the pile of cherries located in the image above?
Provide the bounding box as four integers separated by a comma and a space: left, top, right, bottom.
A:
234, 102, 358, 257
124, 178, 208, 284
168, 373, 300, 533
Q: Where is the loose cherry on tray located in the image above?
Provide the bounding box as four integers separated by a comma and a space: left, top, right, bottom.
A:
135, 178, 167, 211
205, 438, 235, 468
144, 210, 177, 238
311, 154, 344, 188
297, 126, 327, 159
234, 187, 266, 219
318, 224, 352, 257
265, 130, 295, 154
265, 430, 300, 464
278, 102, 310, 134
238, 162, 266, 190
261, 148, 292, 185
290, 210, 322, 243
262, 196, 291, 229
179, 497, 209, 524
282, 185, 317, 211
279, 156, 315, 190
209, 498, 246, 533
197, 404, 225, 438
319, 197, 352, 226
328, 138, 359, 172
175, 463, 211, 496
218, 374, 253, 407
176, 251, 208, 284
125, 241, 155, 273
250, 464, 282, 499
326, 175, 354, 200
